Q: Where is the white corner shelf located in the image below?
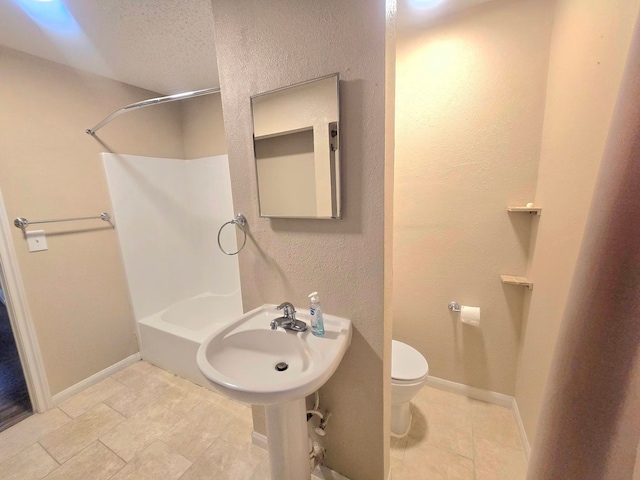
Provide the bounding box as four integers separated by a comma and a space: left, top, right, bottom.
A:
254, 125, 313, 141
500, 275, 533, 290
507, 206, 541, 215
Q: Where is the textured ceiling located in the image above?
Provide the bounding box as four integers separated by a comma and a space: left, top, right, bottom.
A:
0, 0, 219, 94
397, 0, 494, 30
0, 0, 493, 95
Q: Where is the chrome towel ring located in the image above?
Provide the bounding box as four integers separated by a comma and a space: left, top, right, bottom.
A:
217, 214, 247, 255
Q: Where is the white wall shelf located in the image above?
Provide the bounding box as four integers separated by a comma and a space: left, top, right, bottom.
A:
500, 275, 533, 289
507, 206, 541, 215
254, 125, 313, 141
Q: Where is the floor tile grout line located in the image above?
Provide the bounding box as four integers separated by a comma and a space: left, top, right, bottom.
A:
56, 379, 128, 419
415, 388, 482, 476
0, 411, 72, 468
104, 370, 192, 419
112, 439, 195, 480
471, 431, 527, 451
98, 398, 192, 465
155, 438, 194, 465
105, 439, 192, 480
470, 396, 478, 479
41, 402, 126, 464
108, 366, 207, 421
107, 372, 130, 387
469, 399, 526, 453
101, 386, 166, 419
40, 439, 128, 480
415, 389, 475, 421
36, 440, 61, 467
96, 441, 128, 480
416, 391, 474, 415
176, 457, 198, 480
97, 436, 131, 465
405, 411, 476, 461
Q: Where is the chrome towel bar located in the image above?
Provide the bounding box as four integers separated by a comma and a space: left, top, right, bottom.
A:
14, 212, 112, 231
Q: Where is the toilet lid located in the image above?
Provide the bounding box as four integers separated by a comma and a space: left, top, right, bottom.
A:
392, 340, 428, 381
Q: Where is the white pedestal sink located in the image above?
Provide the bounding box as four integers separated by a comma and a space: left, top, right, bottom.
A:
196, 305, 352, 480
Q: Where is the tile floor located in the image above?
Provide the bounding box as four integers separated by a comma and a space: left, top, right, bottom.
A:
0, 360, 527, 480
390, 386, 528, 480
0, 361, 269, 480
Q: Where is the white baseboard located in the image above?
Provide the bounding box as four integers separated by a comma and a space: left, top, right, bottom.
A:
52, 352, 141, 405
251, 430, 268, 450
426, 376, 513, 408
426, 375, 530, 459
511, 397, 531, 459
312, 465, 351, 480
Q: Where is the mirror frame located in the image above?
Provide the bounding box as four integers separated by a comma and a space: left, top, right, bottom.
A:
250, 73, 341, 219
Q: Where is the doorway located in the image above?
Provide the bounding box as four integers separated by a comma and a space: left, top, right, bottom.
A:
0, 188, 52, 418
0, 269, 32, 431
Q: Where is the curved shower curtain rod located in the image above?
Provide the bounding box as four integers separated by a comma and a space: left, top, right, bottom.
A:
85, 87, 221, 135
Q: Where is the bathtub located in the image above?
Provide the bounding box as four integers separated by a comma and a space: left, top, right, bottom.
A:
137, 292, 242, 387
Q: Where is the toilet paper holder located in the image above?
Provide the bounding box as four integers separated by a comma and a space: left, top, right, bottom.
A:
448, 301, 462, 313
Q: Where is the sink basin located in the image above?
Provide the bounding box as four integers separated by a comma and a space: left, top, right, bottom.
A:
197, 304, 352, 479
196, 304, 352, 405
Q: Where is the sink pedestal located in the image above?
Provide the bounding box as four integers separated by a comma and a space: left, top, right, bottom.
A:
264, 398, 310, 480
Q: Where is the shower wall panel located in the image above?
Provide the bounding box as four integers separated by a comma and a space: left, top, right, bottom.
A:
102, 153, 242, 320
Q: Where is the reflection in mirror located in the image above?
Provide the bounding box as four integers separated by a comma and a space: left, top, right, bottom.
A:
251, 74, 340, 219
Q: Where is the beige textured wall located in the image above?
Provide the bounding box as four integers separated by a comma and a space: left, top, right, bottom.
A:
383, 2, 396, 476
0, 45, 184, 395
393, 0, 555, 395
209, 1, 388, 478
181, 93, 227, 159
527, 16, 640, 476
515, 0, 640, 444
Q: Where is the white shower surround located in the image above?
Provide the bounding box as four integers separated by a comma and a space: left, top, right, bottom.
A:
102, 153, 242, 385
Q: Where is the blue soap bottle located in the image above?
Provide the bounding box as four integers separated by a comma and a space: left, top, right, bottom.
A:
308, 292, 325, 337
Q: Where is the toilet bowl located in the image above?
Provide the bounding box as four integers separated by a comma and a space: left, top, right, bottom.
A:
391, 340, 429, 437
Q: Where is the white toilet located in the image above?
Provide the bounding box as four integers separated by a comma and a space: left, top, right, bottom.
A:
391, 340, 429, 437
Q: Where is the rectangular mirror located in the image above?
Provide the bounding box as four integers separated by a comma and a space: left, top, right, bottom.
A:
251, 74, 340, 219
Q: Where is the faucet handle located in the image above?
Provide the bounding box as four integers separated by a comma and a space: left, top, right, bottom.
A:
270, 320, 278, 330
276, 302, 296, 318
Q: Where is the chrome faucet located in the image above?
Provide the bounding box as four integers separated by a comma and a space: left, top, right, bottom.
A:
271, 302, 307, 332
